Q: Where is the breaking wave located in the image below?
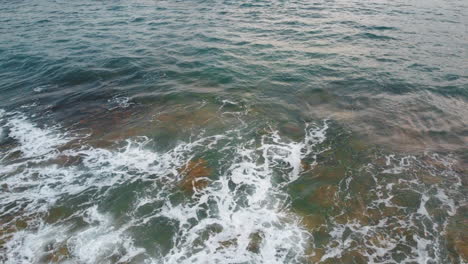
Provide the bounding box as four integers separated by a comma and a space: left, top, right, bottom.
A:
0, 110, 328, 263
0, 110, 465, 263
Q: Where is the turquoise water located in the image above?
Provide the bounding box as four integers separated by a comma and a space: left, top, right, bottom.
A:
0, 0, 467, 263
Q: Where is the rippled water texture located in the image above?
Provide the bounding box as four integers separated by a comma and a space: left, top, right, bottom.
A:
0, 0, 467, 263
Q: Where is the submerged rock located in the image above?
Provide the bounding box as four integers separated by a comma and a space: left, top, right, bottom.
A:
14, 219, 28, 230
446, 206, 468, 262
309, 185, 338, 208
300, 213, 326, 231
217, 238, 238, 250
246, 231, 263, 254
154, 106, 221, 131
44, 244, 70, 263
0, 214, 34, 257
307, 248, 325, 263
321, 250, 367, 264
454, 238, 468, 262
178, 159, 212, 192
45, 207, 70, 224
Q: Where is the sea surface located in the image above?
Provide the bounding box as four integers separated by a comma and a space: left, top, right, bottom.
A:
0, 0, 467, 263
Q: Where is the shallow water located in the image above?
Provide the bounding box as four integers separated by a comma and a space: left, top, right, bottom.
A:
0, 0, 467, 263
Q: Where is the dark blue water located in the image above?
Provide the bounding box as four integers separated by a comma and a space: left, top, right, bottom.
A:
0, 0, 467, 263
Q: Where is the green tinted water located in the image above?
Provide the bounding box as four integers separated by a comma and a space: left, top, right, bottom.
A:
0, 0, 466, 263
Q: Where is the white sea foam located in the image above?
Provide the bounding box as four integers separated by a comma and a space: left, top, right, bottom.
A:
108, 96, 132, 109
3, 219, 69, 263
68, 206, 145, 263
325, 154, 464, 263
3, 113, 70, 159
33, 86, 45, 93
0, 111, 330, 263
218, 99, 239, 112
151, 122, 329, 264
1, 110, 464, 264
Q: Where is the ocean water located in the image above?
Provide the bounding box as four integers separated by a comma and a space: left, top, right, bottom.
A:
0, 0, 467, 263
